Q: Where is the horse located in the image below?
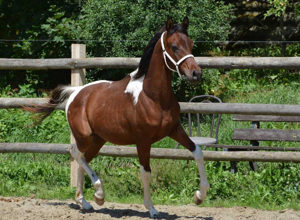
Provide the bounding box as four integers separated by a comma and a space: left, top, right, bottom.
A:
24, 17, 209, 218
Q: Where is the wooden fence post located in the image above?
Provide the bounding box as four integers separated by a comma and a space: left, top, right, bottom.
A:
70, 44, 86, 188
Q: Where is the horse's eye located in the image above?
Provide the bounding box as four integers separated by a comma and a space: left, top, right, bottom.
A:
171, 45, 179, 52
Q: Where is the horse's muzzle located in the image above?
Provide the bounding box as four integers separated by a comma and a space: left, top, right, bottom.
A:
189, 69, 202, 85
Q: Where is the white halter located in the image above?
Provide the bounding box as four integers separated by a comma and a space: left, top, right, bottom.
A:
160, 31, 195, 79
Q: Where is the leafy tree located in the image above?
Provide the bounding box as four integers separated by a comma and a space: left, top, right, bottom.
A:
0, 1, 82, 93
73, 0, 233, 58
264, 0, 289, 18
0, 0, 81, 58
263, 0, 299, 56
70, 0, 233, 99
0, 0, 233, 101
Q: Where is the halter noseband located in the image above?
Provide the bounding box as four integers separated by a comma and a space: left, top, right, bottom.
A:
161, 31, 195, 79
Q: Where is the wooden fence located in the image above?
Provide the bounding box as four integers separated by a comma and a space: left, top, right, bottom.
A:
2, 98, 300, 116
1, 44, 300, 187
1, 57, 300, 70
1, 143, 300, 163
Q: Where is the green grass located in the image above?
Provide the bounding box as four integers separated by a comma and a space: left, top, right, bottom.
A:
1, 83, 300, 210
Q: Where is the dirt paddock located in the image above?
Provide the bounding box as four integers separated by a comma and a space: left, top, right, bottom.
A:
1, 197, 300, 220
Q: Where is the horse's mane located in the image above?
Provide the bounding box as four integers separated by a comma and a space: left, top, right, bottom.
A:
133, 24, 188, 80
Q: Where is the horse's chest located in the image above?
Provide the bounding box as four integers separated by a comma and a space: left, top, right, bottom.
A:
137, 107, 176, 139
133, 93, 180, 140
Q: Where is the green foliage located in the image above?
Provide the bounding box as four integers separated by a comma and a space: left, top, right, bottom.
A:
204, 162, 300, 208
0, 0, 81, 58
72, 0, 233, 86
0, 1, 80, 94
264, 0, 289, 18
0, 153, 72, 198
0, 0, 233, 100
1, 0, 233, 60
295, 3, 300, 17
74, 0, 233, 57
0, 108, 70, 143
204, 43, 300, 99
15, 5, 78, 59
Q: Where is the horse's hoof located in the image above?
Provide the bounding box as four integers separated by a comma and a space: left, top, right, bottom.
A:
82, 206, 94, 213
94, 194, 105, 206
83, 204, 94, 211
76, 196, 93, 210
194, 192, 203, 205
149, 206, 159, 218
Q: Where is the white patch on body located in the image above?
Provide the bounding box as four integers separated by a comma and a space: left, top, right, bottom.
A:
192, 145, 210, 201
65, 80, 112, 117
140, 165, 159, 217
125, 69, 145, 105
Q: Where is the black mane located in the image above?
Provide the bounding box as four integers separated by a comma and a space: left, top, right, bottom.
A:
133, 24, 188, 80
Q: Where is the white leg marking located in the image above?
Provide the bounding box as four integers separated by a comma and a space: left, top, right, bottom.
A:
70, 145, 105, 206
125, 69, 145, 105
140, 165, 158, 218
76, 165, 93, 210
192, 145, 210, 202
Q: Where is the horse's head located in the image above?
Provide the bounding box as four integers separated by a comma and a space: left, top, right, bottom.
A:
161, 17, 202, 85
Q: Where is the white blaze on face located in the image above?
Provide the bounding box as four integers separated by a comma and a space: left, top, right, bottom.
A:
124, 69, 145, 105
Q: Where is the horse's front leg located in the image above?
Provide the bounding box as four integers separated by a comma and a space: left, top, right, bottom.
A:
169, 122, 210, 205
136, 142, 159, 218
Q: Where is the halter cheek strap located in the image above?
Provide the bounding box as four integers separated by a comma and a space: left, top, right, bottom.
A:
161, 31, 195, 79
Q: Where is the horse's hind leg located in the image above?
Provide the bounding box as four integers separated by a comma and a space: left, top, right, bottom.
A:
71, 134, 106, 209
169, 122, 209, 205
76, 165, 92, 210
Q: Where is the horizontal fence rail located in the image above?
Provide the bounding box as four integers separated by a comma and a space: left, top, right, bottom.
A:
179, 103, 300, 116
205, 144, 300, 151
1, 143, 300, 163
1, 57, 300, 70
2, 98, 300, 116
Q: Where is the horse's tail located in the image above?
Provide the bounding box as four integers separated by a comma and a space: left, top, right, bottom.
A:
23, 85, 78, 125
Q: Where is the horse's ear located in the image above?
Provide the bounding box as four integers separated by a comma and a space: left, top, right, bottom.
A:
181, 16, 189, 30
166, 17, 174, 32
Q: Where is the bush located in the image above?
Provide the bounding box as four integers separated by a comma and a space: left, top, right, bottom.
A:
1, 0, 233, 101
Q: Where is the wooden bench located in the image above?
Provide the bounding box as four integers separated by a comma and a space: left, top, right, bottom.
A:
204, 114, 300, 172
229, 114, 300, 172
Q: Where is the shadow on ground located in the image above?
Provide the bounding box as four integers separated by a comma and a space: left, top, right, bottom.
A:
45, 202, 213, 220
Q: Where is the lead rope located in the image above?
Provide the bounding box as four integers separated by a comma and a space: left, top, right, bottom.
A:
160, 31, 195, 79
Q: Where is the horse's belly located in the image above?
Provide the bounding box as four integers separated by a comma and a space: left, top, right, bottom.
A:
94, 123, 135, 145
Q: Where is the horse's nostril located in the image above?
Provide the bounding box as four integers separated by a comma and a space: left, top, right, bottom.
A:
193, 70, 198, 77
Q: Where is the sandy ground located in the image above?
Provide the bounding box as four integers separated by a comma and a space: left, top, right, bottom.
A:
1, 197, 300, 220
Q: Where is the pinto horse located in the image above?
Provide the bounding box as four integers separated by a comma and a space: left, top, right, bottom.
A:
24, 17, 209, 217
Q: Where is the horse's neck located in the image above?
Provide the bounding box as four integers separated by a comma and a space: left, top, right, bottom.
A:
143, 48, 175, 108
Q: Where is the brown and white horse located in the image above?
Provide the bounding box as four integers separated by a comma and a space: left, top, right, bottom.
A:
24, 17, 209, 217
